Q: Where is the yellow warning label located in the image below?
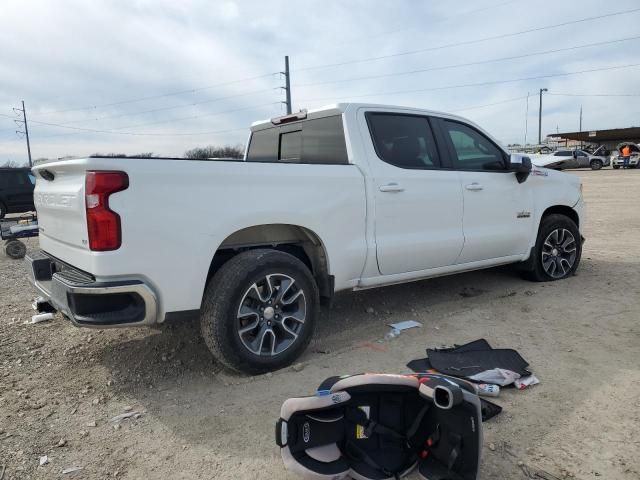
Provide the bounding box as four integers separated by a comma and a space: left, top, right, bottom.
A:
355, 406, 370, 439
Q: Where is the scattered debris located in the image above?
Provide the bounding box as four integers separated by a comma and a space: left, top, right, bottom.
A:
85, 420, 97, 427
123, 406, 133, 412
515, 374, 540, 390
62, 466, 84, 474
39, 455, 49, 466
488, 443, 496, 451
110, 411, 141, 423
26, 313, 53, 325
57, 439, 67, 447
0, 464, 5, 480
388, 320, 422, 331
291, 363, 304, 372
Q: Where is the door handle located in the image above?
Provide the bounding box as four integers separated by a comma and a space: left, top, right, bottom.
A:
379, 183, 405, 193
465, 183, 484, 191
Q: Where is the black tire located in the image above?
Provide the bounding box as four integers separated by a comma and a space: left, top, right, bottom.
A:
613, 165, 620, 169
590, 160, 603, 170
5, 240, 27, 259
0, 202, 6, 219
200, 249, 318, 374
523, 214, 582, 282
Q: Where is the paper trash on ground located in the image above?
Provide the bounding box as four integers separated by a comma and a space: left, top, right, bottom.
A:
387, 320, 422, 331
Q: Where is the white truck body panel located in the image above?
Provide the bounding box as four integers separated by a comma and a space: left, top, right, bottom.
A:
31, 102, 584, 324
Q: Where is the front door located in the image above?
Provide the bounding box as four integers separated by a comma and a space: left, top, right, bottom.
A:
435, 118, 534, 264
361, 110, 465, 275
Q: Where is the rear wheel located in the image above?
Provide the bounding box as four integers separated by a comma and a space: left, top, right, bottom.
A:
200, 249, 318, 374
590, 159, 603, 170
524, 214, 582, 282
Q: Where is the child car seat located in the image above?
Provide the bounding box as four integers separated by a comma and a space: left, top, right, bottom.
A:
275, 373, 482, 480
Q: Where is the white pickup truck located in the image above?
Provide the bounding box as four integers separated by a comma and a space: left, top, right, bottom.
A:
26, 103, 584, 373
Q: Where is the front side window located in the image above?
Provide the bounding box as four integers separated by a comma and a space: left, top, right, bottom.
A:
366, 113, 440, 169
442, 120, 506, 171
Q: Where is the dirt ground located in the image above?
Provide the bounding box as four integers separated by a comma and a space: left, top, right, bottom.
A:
1, 168, 639, 480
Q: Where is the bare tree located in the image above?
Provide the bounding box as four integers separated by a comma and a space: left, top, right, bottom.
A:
1, 160, 23, 168
184, 145, 244, 159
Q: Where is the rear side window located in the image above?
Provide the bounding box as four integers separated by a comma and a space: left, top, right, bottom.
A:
246, 115, 348, 164
441, 120, 507, 171
366, 113, 440, 169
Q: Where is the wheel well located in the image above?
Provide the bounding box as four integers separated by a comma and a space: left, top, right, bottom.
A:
206, 224, 333, 302
542, 205, 579, 228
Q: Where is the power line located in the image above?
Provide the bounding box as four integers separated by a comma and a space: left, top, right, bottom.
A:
28, 103, 278, 137
298, 62, 640, 104
34, 87, 277, 126
326, 0, 520, 49
294, 35, 640, 88
295, 7, 640, 72
548, 92, 640, 97
36, 72, 279, 116
451, 95, 530, 113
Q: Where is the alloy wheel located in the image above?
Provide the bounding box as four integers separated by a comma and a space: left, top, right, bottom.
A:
541, 228, 577, 279
236, 274, 307, 356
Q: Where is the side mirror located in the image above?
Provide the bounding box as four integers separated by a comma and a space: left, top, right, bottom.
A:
510, 154, 532, 183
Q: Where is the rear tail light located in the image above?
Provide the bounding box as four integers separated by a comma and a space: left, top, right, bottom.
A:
85, 171, 129, 251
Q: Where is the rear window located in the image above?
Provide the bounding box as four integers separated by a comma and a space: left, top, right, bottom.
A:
247, 115, 348, 164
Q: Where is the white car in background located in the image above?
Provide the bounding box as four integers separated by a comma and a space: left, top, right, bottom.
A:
611, 143, 640, 169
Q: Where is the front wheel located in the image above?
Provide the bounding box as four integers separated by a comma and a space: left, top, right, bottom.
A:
524, 214, 582, 282
590, 159, 603, 170
200, 249, 318, 374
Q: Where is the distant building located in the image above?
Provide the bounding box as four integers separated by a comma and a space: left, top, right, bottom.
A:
547, 127, 640, 151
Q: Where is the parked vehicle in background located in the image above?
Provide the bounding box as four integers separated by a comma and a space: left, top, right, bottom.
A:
0, 167, 36, 218
611, 142, 640, 169
532, 149, 609, 170
25, 103, 585, 373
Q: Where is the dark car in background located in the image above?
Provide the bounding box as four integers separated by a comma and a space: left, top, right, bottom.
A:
0, 168, 36, 218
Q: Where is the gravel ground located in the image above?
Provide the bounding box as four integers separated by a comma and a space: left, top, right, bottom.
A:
0, 168, 639, 479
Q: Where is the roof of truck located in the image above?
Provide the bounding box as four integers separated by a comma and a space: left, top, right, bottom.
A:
250, 103, 467, 131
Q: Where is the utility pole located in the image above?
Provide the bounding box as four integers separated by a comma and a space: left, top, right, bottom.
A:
538, 88, 548, 146
579, 105, 583, 150
281, 56, 292, 114
524, 92, 530, 147
14, 100, 33, 167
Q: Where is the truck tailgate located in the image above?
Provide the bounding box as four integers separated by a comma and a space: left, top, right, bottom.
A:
33, 160, 90, 260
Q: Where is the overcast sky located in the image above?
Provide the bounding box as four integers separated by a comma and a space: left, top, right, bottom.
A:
1, 0, 639, 163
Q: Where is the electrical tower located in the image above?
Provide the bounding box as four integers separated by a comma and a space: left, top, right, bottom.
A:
14, 101, 32, 167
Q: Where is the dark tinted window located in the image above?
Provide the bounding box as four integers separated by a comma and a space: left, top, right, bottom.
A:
279, 130, 302, 162
442, 120, 506, 171
302, 116, 348, 164
246, 115, 348, 164
554, 150, 571, 156
247, 128, 278, 162
0, 173, 8, 188
366, 113, 440, 169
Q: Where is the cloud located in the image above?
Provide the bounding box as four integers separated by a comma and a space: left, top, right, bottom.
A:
1, 0, 639, 162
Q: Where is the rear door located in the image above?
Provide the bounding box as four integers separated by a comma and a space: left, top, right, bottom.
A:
435, 118, 533, 264
361, 110, 464, 275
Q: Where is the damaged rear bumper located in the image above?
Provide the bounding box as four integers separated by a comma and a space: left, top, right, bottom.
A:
25, 250, 158, 328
